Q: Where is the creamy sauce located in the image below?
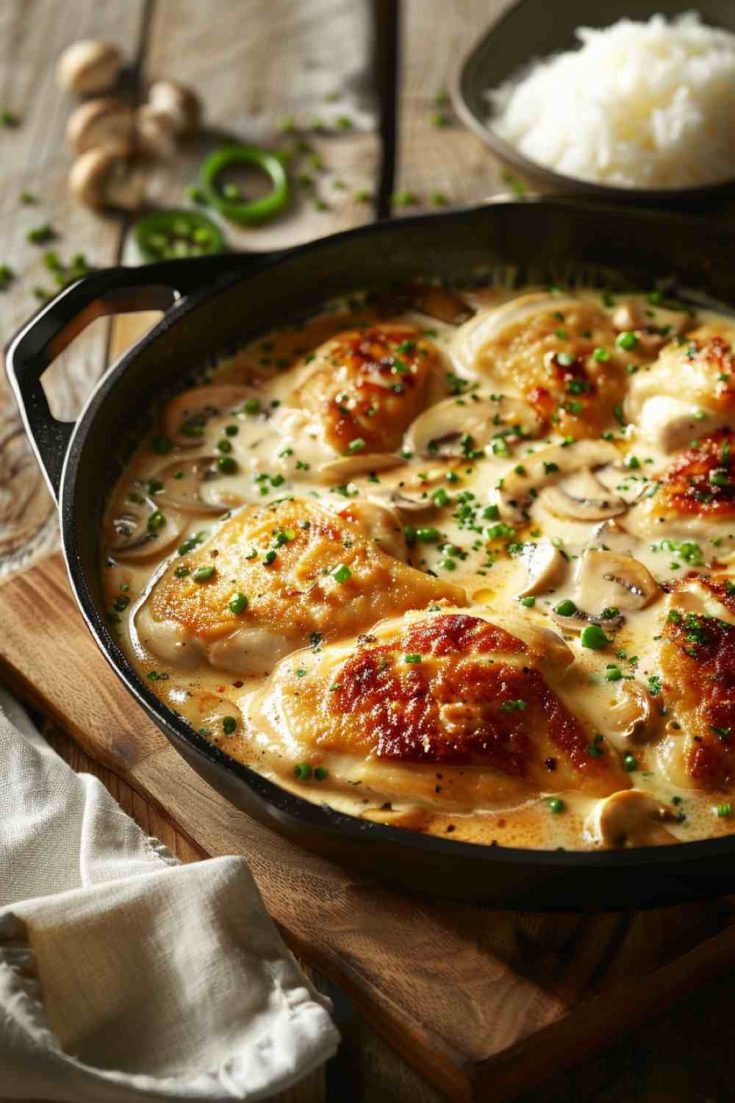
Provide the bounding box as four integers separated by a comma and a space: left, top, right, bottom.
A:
101, 284, 735, 851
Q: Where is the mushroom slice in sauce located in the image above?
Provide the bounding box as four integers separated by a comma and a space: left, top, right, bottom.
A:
160, 384, 254, 447
403, 393, 542, 459
516, 539, 568, 598
154, 457, 235, 513
549, 604, 624, 634
106, 493, 185, 561
576, 548, 660, 612
317, 452, 404, 482
540, 470, 626, 522
588, 789, 678, 849
498, 439, 620, 520
598, 680, 659, 749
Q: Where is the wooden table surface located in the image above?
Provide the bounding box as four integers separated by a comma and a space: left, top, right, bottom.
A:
1, 2, 734, 1100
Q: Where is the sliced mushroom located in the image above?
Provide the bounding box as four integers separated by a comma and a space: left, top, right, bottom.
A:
317, 452, 404, 482
540, 470, 626, 522
66, 98, 135, 154
587, 518, 638, 554
57, 40, 123, 94
598, 681, 658, 749
147, 80, 202, 136
549, 604, 623, 634
106, 494, 185, 561
160, 385, 251, 447
154, 457, 235, 513
588, 790, 678, 849
498, 439, 620, 520
404, 393, 542, 459
386, 490, 437, 514
576, 548, 660, 613
69, 145, 144, 210
336, 498, 407, 561
516, 539, 567, 598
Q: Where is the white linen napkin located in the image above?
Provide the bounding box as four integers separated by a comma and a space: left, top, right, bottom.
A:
0, 687, 339, 1101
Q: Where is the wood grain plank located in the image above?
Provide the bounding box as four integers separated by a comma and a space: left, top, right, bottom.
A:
0, 0, 145, 578
4, 554, 735, 1102
138, 0, 380, 255
393, 0, 515, 215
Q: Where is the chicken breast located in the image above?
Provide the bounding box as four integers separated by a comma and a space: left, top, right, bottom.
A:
292, 323, 439, 454
624, 430, 735, 548
626, 327, 735, 452
249, 608, 630, 810
658, 578, 735, 791
136, 497, 464, 674
450, 293, 631, 439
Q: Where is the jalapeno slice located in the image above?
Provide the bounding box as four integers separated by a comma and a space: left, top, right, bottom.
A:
134, 209, 226, 262
201, 145, 289, 225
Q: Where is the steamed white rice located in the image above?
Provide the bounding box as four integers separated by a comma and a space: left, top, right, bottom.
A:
486, 13, 735, 189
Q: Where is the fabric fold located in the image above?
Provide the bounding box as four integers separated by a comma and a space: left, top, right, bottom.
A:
0, 689, 338, 1101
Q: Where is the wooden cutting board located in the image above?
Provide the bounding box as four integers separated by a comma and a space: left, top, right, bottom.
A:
3, 555, 735, 1101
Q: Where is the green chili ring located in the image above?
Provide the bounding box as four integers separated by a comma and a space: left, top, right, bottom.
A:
201, 146, 289, 225
134, 209, 225, 262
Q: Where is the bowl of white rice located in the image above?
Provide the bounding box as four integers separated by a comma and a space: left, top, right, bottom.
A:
452, 0, 735, 202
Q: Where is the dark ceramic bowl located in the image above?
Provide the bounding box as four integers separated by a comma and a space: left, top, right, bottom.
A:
8, 197, 735, 908
452, 0, 735, 206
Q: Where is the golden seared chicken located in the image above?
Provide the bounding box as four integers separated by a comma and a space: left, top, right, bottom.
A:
658, 578, 735, 791
136, 497, 463, 674
450, 294, 632, 439
626, 328, 735, 452
293, 323, 439, 454
105, 282, 735, 851
624, 430, 735, 547
250, 609, 630, 810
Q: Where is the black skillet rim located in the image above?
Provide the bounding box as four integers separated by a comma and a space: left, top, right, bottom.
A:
58, 195, 735, 876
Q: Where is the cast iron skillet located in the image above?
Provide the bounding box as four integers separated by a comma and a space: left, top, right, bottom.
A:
8, 196, 735, 909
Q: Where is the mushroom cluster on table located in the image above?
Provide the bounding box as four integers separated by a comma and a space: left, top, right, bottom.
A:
56, 38, 202, 210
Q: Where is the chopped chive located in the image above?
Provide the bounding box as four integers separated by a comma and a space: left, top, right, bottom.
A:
222, 715, 237, 735
228, 592, 248, 614
616, 331, 638, 351
333, 564, 352, 583
581, 624, 608, 650
192, 565, 216, 582
147, 509, 165, 533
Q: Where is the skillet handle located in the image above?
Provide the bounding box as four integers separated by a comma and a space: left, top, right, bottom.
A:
4, 252, 271, 501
